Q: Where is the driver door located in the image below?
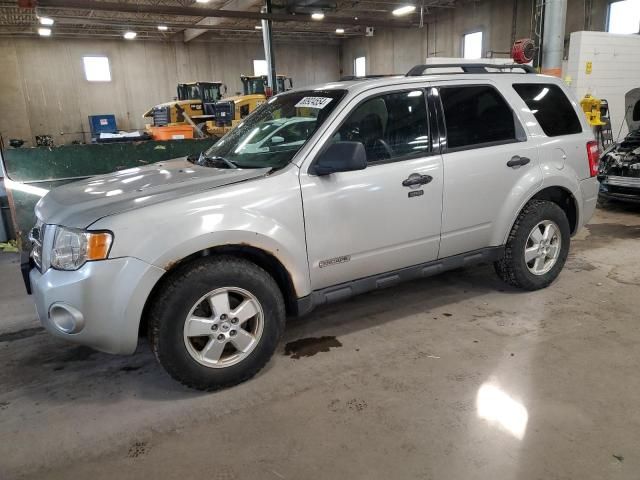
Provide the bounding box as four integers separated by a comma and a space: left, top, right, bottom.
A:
299, 87, 444, 290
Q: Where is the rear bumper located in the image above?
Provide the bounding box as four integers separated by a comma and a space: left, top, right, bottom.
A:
30, 257, 165, 355
578, 176, 599, 230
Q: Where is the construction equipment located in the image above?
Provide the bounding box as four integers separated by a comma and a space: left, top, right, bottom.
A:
208, 74, 293, 137
143, 81, 226, 138
581, 94, 613, 149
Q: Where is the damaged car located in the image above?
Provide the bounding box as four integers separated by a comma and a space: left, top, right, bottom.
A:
598, 88, 640, 203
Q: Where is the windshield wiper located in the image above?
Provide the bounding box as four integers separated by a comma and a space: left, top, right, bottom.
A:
188, 152, 238, 169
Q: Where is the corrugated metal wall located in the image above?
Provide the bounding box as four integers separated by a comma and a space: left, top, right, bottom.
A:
0, 38, 340, 146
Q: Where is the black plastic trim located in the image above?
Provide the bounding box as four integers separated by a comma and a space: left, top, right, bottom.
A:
295, 246, 505, 316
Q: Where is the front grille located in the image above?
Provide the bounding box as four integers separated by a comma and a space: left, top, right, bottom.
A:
151, 106, 171, 126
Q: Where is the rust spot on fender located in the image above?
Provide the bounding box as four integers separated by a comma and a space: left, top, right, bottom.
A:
164, 260, 178, 271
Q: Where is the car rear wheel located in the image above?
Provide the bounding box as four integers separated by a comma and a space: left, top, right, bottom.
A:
148, 256, 285, 391
494, 200, 570, 290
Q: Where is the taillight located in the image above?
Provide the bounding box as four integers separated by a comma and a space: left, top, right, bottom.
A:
586, 141, 600, 177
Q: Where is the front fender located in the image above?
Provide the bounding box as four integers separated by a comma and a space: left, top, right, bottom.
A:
91, 167, 311, 298
153, 229, 309, 297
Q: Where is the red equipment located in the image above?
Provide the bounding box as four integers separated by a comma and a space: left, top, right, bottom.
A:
511, 39, 536, 64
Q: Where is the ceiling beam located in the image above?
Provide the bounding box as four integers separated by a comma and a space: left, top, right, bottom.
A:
35, 0, 414, 28
183, 0, 262, 43
52, 15, 361, 36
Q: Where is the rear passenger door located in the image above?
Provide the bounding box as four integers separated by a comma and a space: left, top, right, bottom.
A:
433, 81, 542, 258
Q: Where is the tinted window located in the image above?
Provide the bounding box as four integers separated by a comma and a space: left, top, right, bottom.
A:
513, 83, 582, 137
335, 90, 430, 163
440, 85, 516, 149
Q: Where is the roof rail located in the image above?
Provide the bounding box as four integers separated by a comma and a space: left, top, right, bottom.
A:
406, 63, 536, 76
340, 74, 396, 81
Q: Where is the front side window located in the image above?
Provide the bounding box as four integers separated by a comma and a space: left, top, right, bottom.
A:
513, 84, 582, 137
206, 90, 346, 169
333, 89, 430, 163
440, 85, 516, 149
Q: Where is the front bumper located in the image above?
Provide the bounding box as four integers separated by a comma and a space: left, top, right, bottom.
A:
30, 257, 165, 355
599, 175, 640, 203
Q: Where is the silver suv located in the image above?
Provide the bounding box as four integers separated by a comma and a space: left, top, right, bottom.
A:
26, 64, 600, 390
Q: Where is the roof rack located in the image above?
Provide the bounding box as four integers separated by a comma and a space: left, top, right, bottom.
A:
340, 74, 396, 81
406, 63, 536, 76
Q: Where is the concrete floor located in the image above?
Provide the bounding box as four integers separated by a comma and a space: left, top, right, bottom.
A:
1, 203, 640, 480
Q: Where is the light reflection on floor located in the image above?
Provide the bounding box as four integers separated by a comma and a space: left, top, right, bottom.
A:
477, 381, 529, 440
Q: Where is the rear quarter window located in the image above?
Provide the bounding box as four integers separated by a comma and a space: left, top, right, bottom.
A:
513, 83, 582, 137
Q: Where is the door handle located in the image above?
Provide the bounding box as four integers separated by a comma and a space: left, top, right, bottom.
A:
402, 174, 433, 187
506, 156, 531, 168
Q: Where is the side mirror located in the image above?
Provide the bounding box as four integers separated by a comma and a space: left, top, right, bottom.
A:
270, 135, 285, 145
311, 141, 367, 176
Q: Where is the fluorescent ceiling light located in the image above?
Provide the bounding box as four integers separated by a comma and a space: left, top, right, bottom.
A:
255, 25, 262, 30
392, 5, 416, 15
39, 17, 54, 26
335, 28, 345, 34
123, 31, 137, 40
311, 12, 325, 20
38, 27, 51, 37
157, 25, 168, 31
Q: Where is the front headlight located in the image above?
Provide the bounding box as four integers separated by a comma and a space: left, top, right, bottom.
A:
50, 227, 113, 271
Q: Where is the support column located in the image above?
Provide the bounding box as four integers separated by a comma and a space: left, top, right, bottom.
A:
261, 0, 277, 94
541, 0, 567, 76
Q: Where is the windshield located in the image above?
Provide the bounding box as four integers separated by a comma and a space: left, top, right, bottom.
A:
244, 78, 266, 95
206, 90, 346, 169
202, 85, 221, 102
178, 85, 200, 100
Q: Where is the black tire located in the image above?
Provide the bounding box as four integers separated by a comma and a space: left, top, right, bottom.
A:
148, 256, 285, 391
494, 200, 570, 291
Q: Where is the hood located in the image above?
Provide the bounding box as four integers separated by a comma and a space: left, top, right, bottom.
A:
626, 88, 640, 132
35, 158, 269, 228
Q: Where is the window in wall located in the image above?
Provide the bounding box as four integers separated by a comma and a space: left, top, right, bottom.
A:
333, 89, 429, 163
82, 56, 111, 82
439, 85, 516, 149
463, 31, 483, 59
354, 56, 366, 77
513, 84, 582, 137
253, 59, 268, 76
607, 0, 640, 34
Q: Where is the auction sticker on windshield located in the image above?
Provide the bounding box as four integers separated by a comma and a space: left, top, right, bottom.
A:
295, 97, 333, 109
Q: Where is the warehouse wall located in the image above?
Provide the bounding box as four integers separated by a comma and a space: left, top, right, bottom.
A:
566, 31, 640, 139
0, 38, 340, 146
340, 0, 610, 76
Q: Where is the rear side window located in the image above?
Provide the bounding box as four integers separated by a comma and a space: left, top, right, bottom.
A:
439, 85, 517, 149
513, 84, 582, 137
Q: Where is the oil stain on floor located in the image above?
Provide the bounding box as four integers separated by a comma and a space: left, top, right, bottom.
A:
284, 336, 343, 359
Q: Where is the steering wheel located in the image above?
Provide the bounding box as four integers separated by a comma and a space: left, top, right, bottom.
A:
373, 139, 394, 160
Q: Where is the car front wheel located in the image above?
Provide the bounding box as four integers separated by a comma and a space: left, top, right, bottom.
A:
148, 256, 285, 391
